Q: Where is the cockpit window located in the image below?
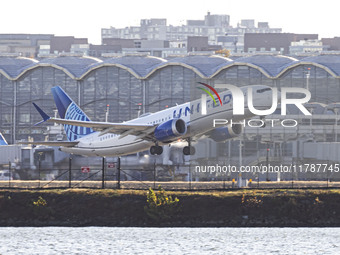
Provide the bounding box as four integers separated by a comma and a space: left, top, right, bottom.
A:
256, 88, 272, 93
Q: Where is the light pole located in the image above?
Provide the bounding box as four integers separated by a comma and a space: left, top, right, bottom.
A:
335, 108, 339, 142
266, 143, 270, 181
237, 139, 243, 188
37, 152, 44, 189
326, 104, 340, 142
305, 67, 311, 91
105, 104, 110, 122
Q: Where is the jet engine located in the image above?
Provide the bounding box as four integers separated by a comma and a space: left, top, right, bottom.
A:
207, 124, 243, 142
154, 119, 187, 142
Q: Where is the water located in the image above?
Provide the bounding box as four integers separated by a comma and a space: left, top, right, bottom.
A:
0, 227, 339, 255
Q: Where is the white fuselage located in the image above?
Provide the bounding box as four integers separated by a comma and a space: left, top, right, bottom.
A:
60, 85, 274, 156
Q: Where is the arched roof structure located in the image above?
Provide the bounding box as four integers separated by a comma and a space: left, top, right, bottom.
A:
1, 54, 340, 81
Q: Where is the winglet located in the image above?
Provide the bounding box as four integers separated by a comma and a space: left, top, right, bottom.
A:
33, 103, 51, 126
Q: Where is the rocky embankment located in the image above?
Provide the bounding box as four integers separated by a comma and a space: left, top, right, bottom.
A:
0, 189, 339, 227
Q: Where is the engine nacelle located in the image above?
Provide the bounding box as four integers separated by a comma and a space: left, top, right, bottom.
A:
154, 119, 187, 142
208, 124, 243, 142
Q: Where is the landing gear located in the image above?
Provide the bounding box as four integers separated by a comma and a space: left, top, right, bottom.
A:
183, 139, 195, 156
183, 146, 195, 155
150, 145, 163, 155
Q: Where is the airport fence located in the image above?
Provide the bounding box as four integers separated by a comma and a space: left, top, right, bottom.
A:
1, 161, 340, 190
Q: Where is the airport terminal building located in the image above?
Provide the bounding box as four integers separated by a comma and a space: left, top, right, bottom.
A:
1, 53, 340, 141
1, 53, 340, 180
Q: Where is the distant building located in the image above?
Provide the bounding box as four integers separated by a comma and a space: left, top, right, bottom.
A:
186, 36, 221, 52
321, 37, 340, 51
187, 36, 208, 52
102, 38, 135, 48
140, 19, 167, 40
101, 12, 281, 53
204, 12, 230, 27
89, 44, 123, 58
50, 36, 88, 55
169, 40, 186, 49
244, 33, 318, 54
240, 19, 255, 28
134, 40, 169, 49
289, 40, 327, 54
217, 36, 240, 52
70, 44, 90, 55
258, 22, 269, 29
187, 20, 205, 26
121, 40, 171, 58
0, 34, 52, 57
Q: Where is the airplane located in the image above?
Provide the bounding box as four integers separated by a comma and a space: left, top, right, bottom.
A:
21, 84, 274, 157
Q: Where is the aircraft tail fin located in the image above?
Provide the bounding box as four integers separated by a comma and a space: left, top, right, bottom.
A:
51, 86, 94, 141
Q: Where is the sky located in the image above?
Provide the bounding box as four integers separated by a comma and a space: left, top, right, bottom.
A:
1, 0, 340, 44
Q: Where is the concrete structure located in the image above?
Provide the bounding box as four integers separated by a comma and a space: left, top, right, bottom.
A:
289, 40, 328, 54
240, 19, 255, 28
0, 34, 53, 57
102, 12, 282, 53
244, 33, 318, 54
322, 37, 340, 51
204, 12, 230, 27
49, 36, 88, 55
102, 38, 135, 48
187, 36, 209, 52
88, 44, 123, 58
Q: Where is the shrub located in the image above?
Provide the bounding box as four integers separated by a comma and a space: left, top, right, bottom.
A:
241, 191, 263, 208
33, 196, 47, 207
144, 186, 179, 221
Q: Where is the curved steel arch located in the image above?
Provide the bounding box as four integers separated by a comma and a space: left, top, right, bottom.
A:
210, 62, 273, 79
79, 62, 148, 80
275, 61, 339, 78
1, 56, 340, 82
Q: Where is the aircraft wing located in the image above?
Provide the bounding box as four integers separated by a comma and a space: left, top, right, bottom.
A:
43, 117, 154, 132
19, 141, 79, 147
33, 103, 156, 139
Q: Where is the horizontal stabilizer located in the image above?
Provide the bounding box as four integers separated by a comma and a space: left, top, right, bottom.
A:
33, 103, 50, 126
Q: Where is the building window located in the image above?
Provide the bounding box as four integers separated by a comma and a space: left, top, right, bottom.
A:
19, 114, 30, 123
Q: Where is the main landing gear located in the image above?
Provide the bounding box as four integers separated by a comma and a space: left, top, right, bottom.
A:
150, 145, 163, 155
183, 139, 195, 156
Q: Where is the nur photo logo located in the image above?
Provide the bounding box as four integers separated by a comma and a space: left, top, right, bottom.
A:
197, 82, 312, 116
